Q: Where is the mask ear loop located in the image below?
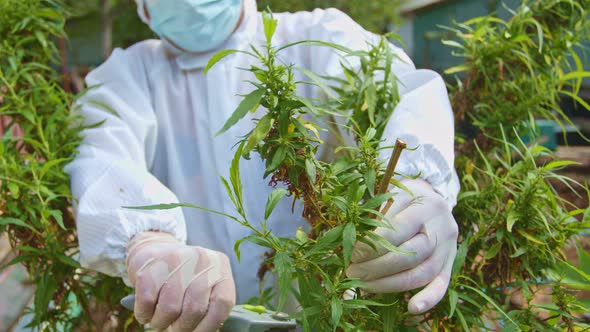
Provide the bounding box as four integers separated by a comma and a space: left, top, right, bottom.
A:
135, 0, 149, 24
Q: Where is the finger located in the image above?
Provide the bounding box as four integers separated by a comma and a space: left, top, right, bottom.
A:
380, 197, 446, 245
170, 276, 212, 332
383, 186, 415, 217
347, 233, 434, 281
194, 278, 236, 332
408, 244, 457, 314
351, 203, 431, 264
171, 253, 217, 332
150, 252, 199, 329
363, 241, 447, 293
134, 259, 169, 324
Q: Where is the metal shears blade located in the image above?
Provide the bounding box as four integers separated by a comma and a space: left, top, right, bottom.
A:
120, 294, 297, 332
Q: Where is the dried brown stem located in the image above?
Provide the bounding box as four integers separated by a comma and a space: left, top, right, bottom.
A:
367, 139, 406, 221
377, 139, 407, 195
380, 198, 394, 216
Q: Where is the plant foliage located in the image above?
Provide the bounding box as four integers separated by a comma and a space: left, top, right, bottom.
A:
205, 12, 412, 331
436, 0, 590, 330
0, 0, 135, 330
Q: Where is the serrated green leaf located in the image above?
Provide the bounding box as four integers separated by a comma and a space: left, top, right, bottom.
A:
462, 285, 519, 328
216, 89, 265, 136
267, 145, 287, 173
278, 40, 353, 55
484, 242, 502, 260
444, 64, 471, 75
577, 246, 590, 275
560, 71, 590, 82
363, 193, 393, 210
509, 246, 527, 258
40, 158, 68, 179
295, 227, 308, 244
342, 223, 356, 266
204, 49, 239, 74
244, 114, 273, 155
8, 182, 19, 199
505, 209, 518, 232
441, 40, 464, 49
86, 100, 120, 118
456, 307, 470, 332
0, 254, 35, 271
219, 176, 238, 209
125, 203, 241, 223
448, 288, 458, 318
364, 169, 376, 197
542, 160, 580, 171
343, 298, 390, 307
274, 252, 292, 311
382, 293, 399, 332
330, 298, 343, 329
0, 217, 38, 233
366, 232, 405, 255
231, 141, 246, 214
306, 226, 344, 257
244, 234, 274, 249
365, 128, 377, 141
365, 83, 377, 125
298, 67, 338, 99
305, 158, 316, 182
58, 254, 80, 268
48, 210, 66, 230
234, 237, 247, 262
262, 11, 278, 43
265, 188, 288, 220
35, 30, 47, 48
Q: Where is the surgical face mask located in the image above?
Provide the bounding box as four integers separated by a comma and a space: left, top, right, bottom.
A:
145, 0, 242, 53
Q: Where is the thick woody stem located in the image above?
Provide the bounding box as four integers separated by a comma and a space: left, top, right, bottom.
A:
380, 198, 394, 216
367, 139, 406, 221
377, 139, 407, 195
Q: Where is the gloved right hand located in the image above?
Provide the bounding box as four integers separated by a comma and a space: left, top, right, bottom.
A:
126, 231, 236, 332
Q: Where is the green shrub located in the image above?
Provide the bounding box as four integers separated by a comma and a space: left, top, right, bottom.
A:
0, 0, 134, 330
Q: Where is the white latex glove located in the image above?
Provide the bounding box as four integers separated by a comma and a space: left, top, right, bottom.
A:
346, 178, 458, 314
126, 232, 236, 332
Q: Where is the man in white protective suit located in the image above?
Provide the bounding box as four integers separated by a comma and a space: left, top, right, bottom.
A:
65, 0, 461, 331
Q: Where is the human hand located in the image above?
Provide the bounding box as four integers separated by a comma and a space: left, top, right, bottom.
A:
346, 178, 458, 314
126, 232, 236, 331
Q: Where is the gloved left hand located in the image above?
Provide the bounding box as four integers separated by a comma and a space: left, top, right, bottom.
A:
346, 178, 458, 314
126, 231, 236, 332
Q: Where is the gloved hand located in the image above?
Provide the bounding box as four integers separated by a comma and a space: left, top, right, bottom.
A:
126, 231, 236, 332
346, 178, 458, 314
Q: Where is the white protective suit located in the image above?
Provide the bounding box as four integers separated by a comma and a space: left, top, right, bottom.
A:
66, 0, 460, 303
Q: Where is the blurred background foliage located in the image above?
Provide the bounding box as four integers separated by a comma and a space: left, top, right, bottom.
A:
256, 0, 403, 32
61, 0, 403, 69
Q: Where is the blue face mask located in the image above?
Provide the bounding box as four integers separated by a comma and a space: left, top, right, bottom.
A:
145, 0, 242, 53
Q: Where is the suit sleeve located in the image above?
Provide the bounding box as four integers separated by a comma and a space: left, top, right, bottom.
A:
65, 46, 187, 281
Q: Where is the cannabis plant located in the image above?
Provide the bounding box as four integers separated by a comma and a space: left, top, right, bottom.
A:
0, 0, 135, 330
201, 12, 412, 331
